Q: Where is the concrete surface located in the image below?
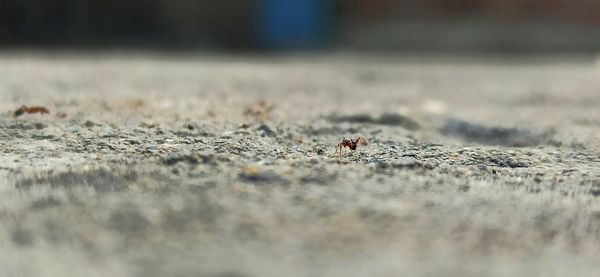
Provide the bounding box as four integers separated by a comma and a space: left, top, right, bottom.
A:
0, 52, 600, 277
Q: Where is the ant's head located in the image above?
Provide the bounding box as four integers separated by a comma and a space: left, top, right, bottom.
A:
342, 137, 351, 143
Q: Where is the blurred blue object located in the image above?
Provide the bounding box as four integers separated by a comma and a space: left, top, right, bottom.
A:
258, 0, 332, 49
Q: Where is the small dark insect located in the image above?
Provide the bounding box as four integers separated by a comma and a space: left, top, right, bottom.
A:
14, 105, 50, 117
335, 136, 368, 156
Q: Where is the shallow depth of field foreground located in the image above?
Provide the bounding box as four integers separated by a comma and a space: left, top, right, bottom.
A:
1, 53, 600, 277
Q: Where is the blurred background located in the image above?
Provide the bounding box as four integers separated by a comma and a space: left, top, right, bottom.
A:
2, 0, 600, 52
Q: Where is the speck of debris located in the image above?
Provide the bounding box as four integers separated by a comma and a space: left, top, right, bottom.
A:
314, 147, 326, 156
83, 120, 98, 128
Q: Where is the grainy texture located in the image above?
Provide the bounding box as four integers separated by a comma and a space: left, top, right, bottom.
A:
1, 53, 600, 277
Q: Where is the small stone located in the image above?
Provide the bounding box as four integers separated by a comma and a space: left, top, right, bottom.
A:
256, 124, 276, 137
83, 120, 97, 128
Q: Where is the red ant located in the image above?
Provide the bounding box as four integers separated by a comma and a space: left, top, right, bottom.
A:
335, 136, 368, 156
14, 105, 50, 117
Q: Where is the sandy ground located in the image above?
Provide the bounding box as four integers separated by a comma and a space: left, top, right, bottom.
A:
1, 52, 600, 277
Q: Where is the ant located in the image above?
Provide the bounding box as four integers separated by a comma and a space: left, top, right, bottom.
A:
335, 136, 368, 156
14, 105, 50, 117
